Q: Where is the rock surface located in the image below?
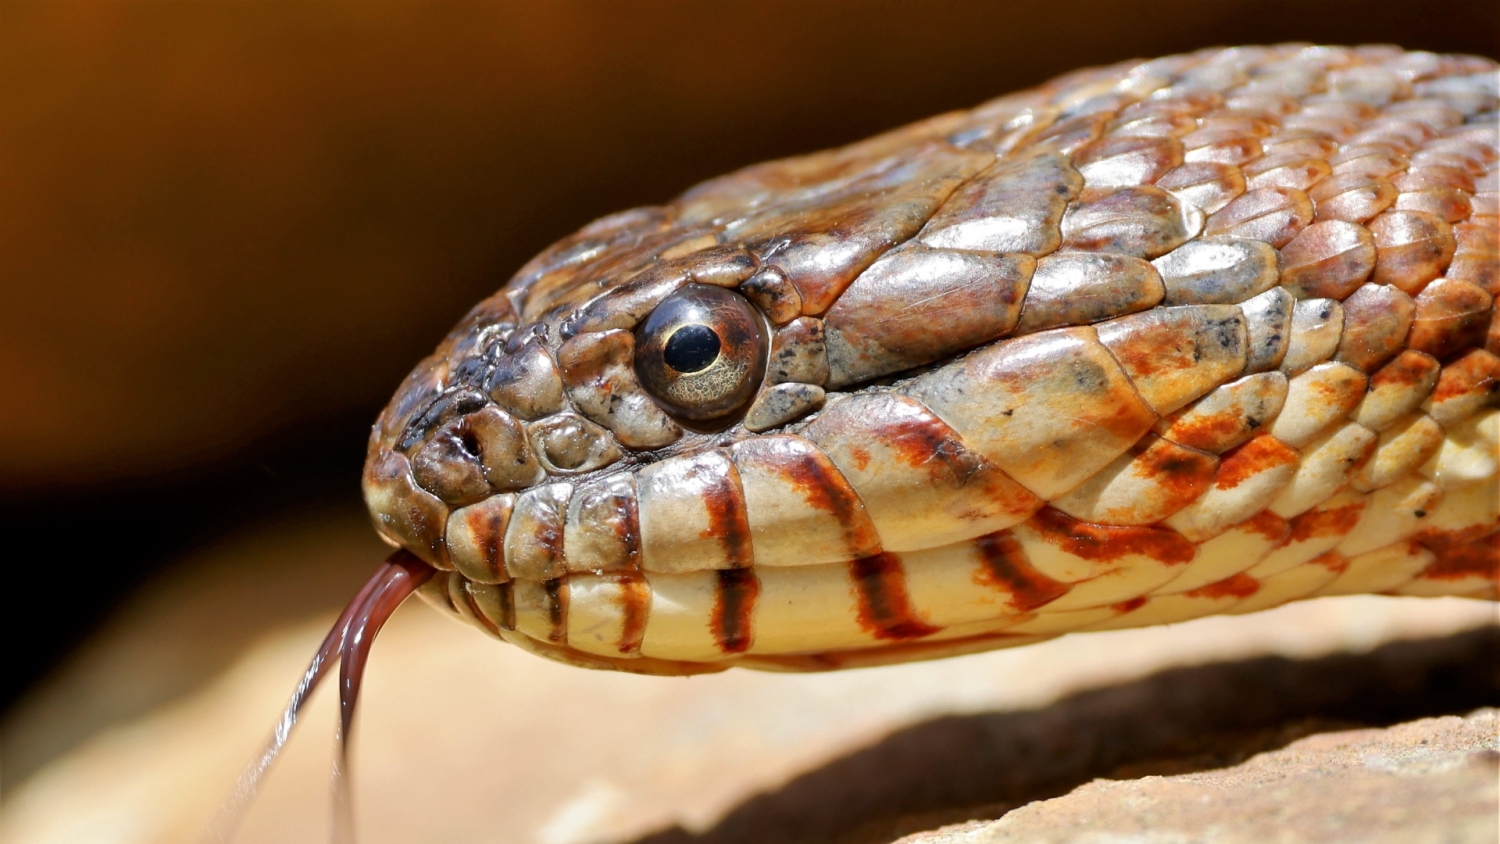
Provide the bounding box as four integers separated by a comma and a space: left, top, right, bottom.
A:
900, 710, 1500, 844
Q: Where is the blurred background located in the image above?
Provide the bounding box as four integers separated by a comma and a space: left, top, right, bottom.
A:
1, 2, 1497, 840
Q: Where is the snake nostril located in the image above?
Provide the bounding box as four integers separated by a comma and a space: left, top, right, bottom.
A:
411, 422, 491, 505
411, 405, 544, 502
457, 428, 482, 459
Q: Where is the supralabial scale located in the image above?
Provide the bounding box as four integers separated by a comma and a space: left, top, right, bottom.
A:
210, 44, 1500, 840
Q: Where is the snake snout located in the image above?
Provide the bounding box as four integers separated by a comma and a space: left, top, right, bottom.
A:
361, 292, 643, 577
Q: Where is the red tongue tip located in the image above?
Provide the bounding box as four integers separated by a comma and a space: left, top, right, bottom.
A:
203, 551, 433, 844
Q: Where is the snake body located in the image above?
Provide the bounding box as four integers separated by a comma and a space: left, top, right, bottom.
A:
362, 45, 1500, 677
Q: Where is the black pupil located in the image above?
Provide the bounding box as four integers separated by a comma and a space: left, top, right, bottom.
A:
663, 324, 721, 373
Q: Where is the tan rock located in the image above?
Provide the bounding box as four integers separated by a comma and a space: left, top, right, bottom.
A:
899, 710, 1500, 844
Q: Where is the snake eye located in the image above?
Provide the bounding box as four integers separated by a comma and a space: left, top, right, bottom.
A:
635, 284, 767, 421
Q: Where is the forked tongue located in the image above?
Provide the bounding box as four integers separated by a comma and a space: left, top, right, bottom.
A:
203, 551, 433, 844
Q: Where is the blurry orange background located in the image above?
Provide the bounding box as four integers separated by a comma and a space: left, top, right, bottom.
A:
2, 0, 1496, 786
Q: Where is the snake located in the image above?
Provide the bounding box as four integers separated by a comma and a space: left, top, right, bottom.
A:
213, 43, 1499, 839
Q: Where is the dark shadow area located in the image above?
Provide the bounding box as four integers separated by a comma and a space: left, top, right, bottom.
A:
0, 408, 374, 713
635, 625, 1500, 844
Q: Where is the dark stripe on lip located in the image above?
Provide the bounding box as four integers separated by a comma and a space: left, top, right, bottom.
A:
496, 581, 517, 631
878, 399, 981, 482
766, 436, 882, 555
973, 531, 1069, 611
543, 579, 568, 643
617, 574, 651, 655
850, 552, 939, 641
702, 458, 755, 568
465, 501, 512, 581
712, 568, 759, 653
615, 484, 643, 568
533, 499, 566, 567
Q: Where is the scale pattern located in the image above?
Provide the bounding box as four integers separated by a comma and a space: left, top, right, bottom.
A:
362, 45, 1500, 675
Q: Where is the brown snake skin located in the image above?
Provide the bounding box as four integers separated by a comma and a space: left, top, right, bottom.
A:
358, 44, 1499, 677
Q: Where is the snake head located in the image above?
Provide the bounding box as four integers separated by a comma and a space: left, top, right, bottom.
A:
362, 117, 986, 580
359, 203, 799, 582
360, 127, 1003, 580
